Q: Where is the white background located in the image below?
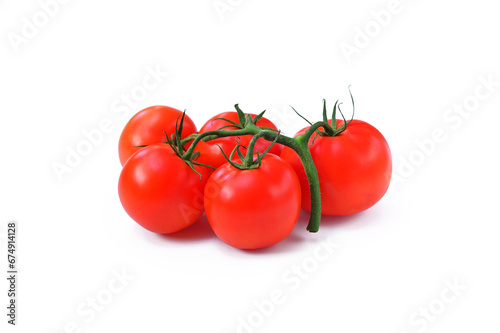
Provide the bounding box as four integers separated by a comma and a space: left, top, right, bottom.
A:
1, 0, 499, 332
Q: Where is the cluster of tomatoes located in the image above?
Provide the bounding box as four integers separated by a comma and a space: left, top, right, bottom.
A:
118, 104, 392, 250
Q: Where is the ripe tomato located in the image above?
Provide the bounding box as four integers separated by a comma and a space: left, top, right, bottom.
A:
118, 106, 197, 166
118, 144, 209, 234
204, 154, 301, 249
281, 119, 392, 216
195, 112, 283, 168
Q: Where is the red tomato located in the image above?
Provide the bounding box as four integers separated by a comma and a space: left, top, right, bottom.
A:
118, 106, 197, 166
281, 119, 392, 216
118, 144, 209, 234
195, 112, 283, 168
204, 154, 301, 249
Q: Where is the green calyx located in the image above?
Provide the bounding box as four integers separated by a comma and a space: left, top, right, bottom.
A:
234, 104, 274, 130
164, 111, 216, 180
216, 130, 281, 171
296, 86, 356, 142
209, 104, 275, 133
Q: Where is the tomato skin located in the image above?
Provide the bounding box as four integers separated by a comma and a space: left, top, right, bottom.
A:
118, 145, 208, 234
118, 106, 197, 166
281, 119, 392, 216
195, 112, 283, 169
193, 140, 235, 170
204, 154, 301, 249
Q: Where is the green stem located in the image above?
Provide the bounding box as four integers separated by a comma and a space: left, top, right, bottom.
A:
243, 131, 267, 166
293, 136, 321, 232
183, 128, 251, 160
303, 120, 334, 138
180, 133, 199, 146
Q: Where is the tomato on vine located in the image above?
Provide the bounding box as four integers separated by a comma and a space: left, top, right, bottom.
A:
194, 111, 283, 168
117, 89, 393, 242
118, 105, 197, 165
118, 144, 209, 234
204, 151, 301, 249
281, 108, 392, 216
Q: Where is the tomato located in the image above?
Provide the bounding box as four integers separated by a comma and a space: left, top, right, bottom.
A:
204, 154, 301, 249
118, 144, 209, 234
281, 119, 392, 216
195, 112, 283, 168
118, 106, 197, 166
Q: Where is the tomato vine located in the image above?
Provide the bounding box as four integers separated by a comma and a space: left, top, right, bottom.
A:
167, 102, 349, 233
